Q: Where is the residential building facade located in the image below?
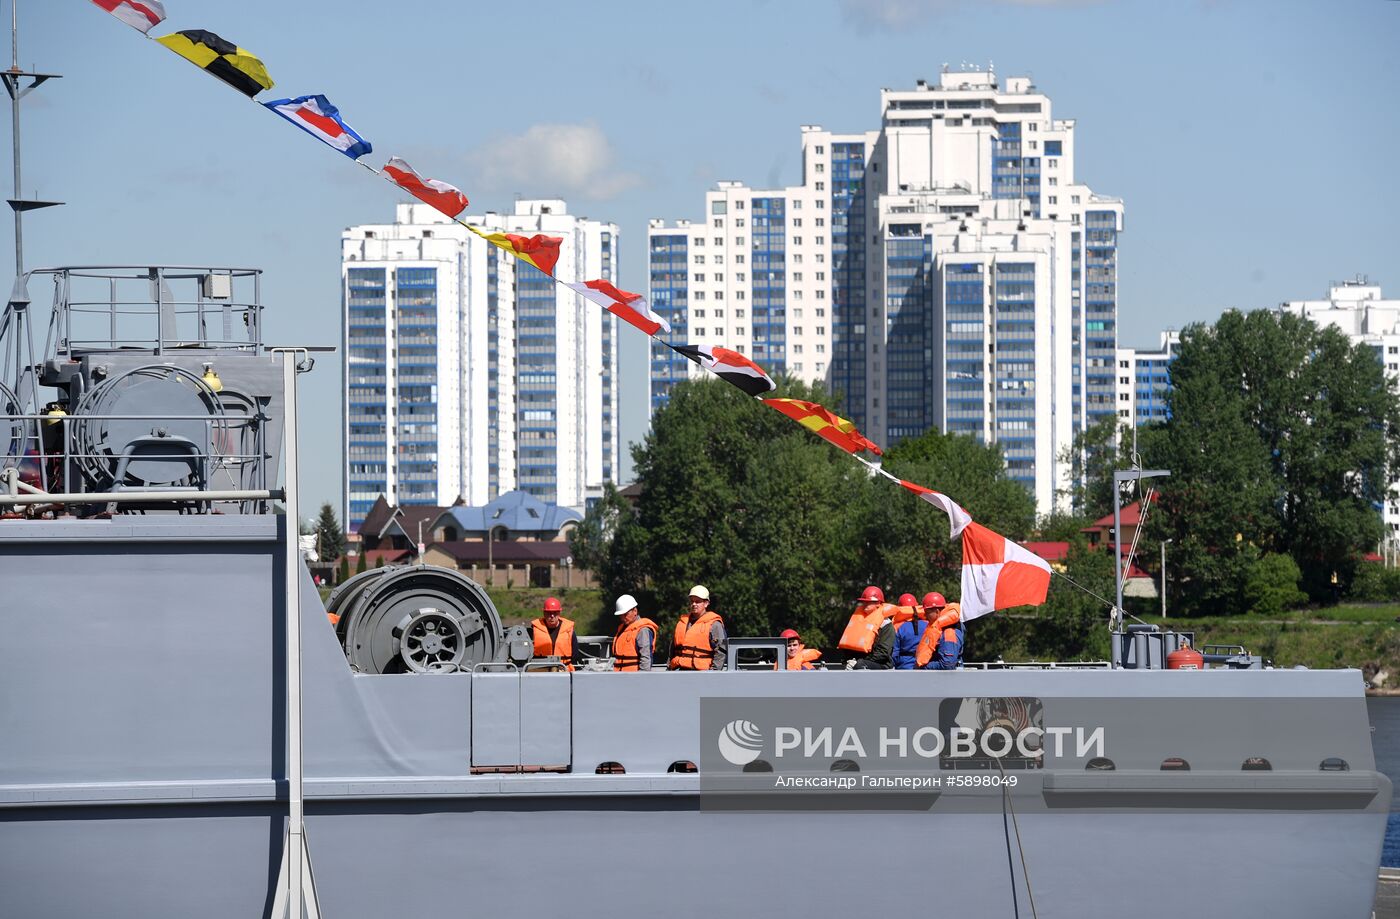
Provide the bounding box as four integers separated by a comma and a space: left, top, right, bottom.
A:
342, 201, 619, 530
1116, 331, 1179, 427
648, 70, 1124, 512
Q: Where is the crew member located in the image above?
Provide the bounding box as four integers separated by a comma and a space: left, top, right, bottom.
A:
839, 585, 897, 670
914, 592, 964, 670
612, 594, 658, 671
531, 596, 579, 671
892, 592, 928, 670
780, 628, 821, 670
669, 585, 727, 671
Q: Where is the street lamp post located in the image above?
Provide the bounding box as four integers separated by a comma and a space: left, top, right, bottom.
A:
1161, 538, 1173, 618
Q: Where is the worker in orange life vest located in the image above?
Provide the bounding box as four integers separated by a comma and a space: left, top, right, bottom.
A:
669, 585, 728, 671
914, 592, 964, 670
892, 592, 928, 670
612, 594, 659, 671
780, 628, 821, 670
839, 585, 897, 670
530, 596, 578, 671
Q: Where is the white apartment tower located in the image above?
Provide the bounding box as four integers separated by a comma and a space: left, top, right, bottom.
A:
649, 70, 1124, 513
343, 201, 619, 530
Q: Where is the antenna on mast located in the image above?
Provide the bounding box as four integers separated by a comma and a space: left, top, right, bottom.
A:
3, 0, 62, 277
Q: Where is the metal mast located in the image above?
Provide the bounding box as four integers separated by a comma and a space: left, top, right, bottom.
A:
3, 0, 61, 277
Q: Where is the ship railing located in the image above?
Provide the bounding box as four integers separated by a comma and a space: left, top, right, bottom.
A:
1, 409, 271, 510
29, 266, 264, 356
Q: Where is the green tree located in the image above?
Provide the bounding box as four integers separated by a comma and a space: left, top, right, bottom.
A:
314, 502, 346, 563
1242, 553, 1308, 617
336, 555, 349, 585
355, 552, 367, 575
1153, 310, 1400, 610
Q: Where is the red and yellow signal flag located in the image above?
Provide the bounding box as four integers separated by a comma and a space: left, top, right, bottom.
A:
763, 397, 884, 456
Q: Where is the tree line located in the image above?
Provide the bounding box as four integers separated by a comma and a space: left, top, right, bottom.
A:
574, 309, 1400, 661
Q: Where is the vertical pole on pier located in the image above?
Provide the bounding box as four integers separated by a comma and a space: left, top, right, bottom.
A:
270, 349, 319, 919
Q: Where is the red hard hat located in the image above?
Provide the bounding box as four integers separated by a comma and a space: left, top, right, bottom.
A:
780, 629, 800, 640
923, 592, 946, 610
857, 585, 885, 603
897, 593, 919, 608
543, 597, 562, 613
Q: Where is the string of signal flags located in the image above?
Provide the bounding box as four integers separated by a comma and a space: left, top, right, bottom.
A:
87, 0, 1056, 622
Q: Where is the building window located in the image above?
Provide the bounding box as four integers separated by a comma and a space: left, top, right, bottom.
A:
1048, 158, 1058, 169
793, 272, 804, 282
712, 201, 727, 215
1044, 140, 1062, 156
793, 218, 803, 227
694, 255, 705, 264
735, 200, 745, 210
694, 327, 706, 337
694, 273, 705, 282
815, 145, 825, 154
713, 219, 722, 228
816, 218, 825, 227
815, 163, 825, 173
694, 291, 705, 300
1048, 196, 1057, 205
735, 218, 746, 228
735, 254, 745, 264
735, 237, 746, 246
736, 292, 745, 300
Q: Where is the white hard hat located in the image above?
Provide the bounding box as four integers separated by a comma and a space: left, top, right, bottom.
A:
613, 594, 639, 616
689, 585, 710, 601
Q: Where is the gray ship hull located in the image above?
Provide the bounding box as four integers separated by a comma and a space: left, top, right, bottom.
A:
1, 516, 1390, 918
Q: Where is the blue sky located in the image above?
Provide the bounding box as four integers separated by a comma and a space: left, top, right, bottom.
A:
12, 0, 1400, 517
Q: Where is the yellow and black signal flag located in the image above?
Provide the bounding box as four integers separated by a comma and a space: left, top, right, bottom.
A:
156, 30, 274, 98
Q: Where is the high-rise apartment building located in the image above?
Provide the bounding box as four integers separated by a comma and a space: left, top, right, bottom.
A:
649, 70, 1124, 512
343, 201, 619, 530
1116, 331, 1179, 428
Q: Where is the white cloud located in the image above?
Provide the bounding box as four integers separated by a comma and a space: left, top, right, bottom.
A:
839, 0, 1101, 30
463, 122, 643, 202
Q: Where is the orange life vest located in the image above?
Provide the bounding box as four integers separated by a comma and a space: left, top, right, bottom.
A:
915, 604, 961, 668
671, 610, 722, 670
612, 617, 659, 671
890, 605, 919, 628
531, 617, 577, 671
838, 602, 899, 653
327, 611, 340, 627
784, 647, 821, 671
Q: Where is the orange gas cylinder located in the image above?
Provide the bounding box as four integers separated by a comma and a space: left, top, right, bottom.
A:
1166, 645, 1204, 670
